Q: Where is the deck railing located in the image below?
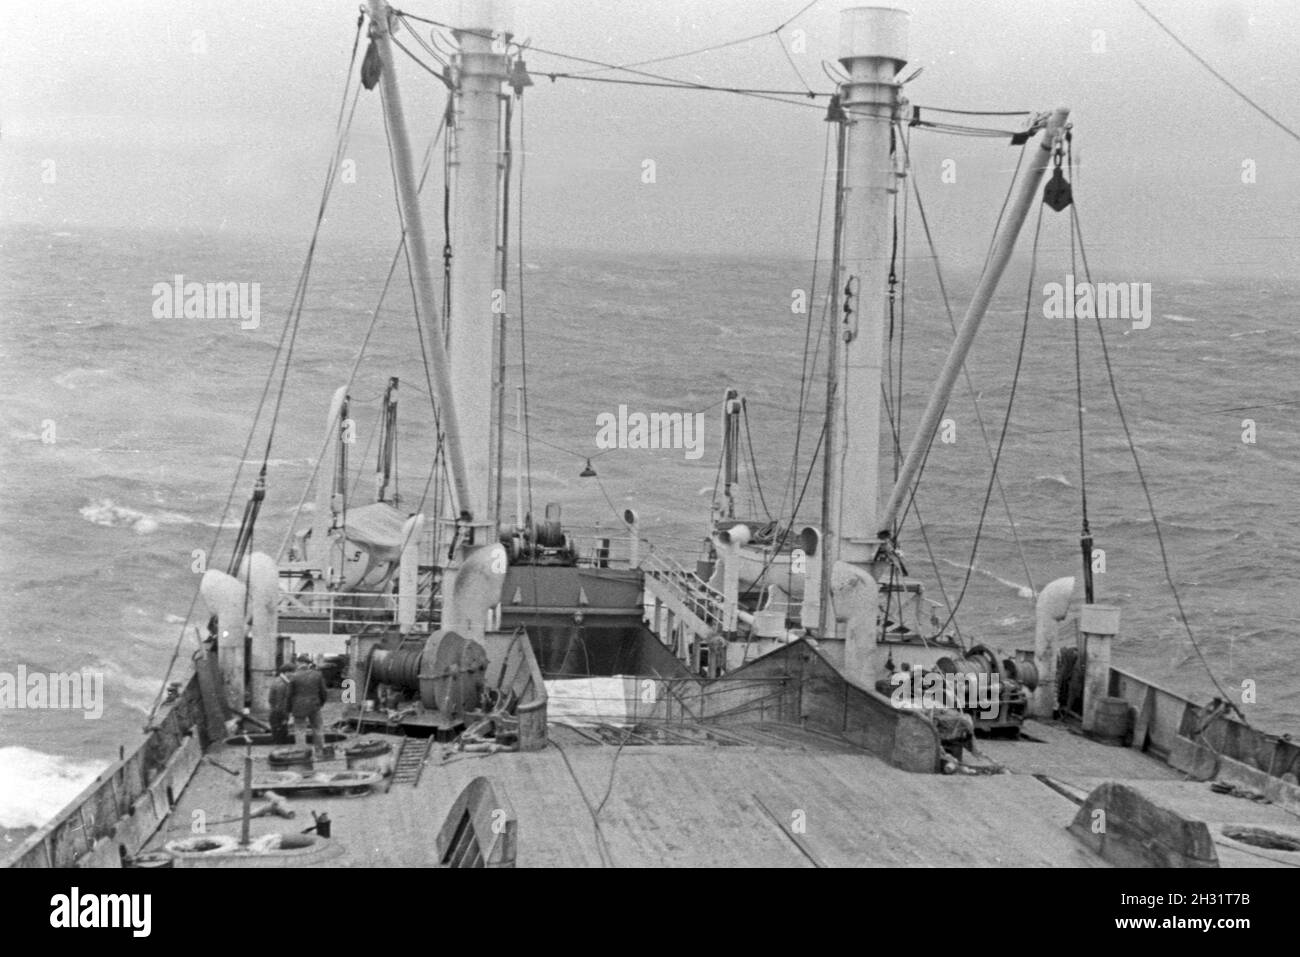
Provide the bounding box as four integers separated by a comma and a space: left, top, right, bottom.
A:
420, 522, 641, 570
641, 549, 726, 633
277, 585, 410, 631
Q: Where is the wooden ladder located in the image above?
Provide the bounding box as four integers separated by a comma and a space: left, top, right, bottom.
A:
390, 736, 433, 787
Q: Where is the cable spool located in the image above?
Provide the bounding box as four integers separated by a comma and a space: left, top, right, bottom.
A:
1004, 656, 1039, 690
937, 645, 1002, 681
965, 644, 1003, 677
937, 656, 984, 678
369, 645, 425, 689
535, 518, 564, 547
418, 630, 488, 718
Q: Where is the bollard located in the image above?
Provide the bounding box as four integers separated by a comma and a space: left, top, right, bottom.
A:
1080, 604, 1121, 734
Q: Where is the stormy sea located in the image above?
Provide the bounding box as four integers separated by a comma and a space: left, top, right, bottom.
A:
2, 221, 1297, 848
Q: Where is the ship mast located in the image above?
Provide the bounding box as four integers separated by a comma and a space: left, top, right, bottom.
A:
824, 6, 1069, 649
822, 7, 909, 584
446, 2, 510, 531
366, 0, 510, 644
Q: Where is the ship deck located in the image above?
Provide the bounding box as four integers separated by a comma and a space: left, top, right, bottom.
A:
145, 705, 1300, 867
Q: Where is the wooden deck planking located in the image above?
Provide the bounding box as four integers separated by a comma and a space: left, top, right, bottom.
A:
758, 750, 1105, 867
977, 719, 1183, 781
148, 711, 1291, 867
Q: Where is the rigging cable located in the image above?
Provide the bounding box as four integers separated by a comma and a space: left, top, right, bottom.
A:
896, 122, 910, 491
517, 93, 535, 542
560, 0, 823, 78
262, 87, 364, 475
144, 17, 366, 727
261, 76, 370, 554
396, 12, 450, 68
1068, 193, 1248, 721
549, 737, 616, 867
389, 32, 453, 88
276, 86, 453, 559
495, 89, 514, 526
879, 132, 903, 639
529, 70, 824, 109
817, 111, 848, 632
380, 77, 457, 518
1131, 0, 1300, 145
737, 421, 826, 604
880, 384, 964, 645
781, 121, 834, 526
821, 60, 849, 85
347, 399, 381, 500
511, 83, 549, 626
1067, 132, 1093, 604
708, 431, 727, 521
771, 29, 815, 95
910, 120, 1023, 139
740, 399, 774, 521
395, 11, 826, 111
933, 201, 1046, 637
900, 136, 1038, 606
913, 105, 1032, 118
980, 141, 1028, 278
883, 157, 900, 480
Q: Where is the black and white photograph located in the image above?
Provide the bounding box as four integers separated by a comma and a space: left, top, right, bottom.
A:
0, 0, 1297, 909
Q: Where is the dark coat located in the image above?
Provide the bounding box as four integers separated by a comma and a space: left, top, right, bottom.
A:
269, 676, 292, 724
289, 668, 327, 718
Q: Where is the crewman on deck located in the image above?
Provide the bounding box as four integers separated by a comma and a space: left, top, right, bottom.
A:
290, 656, 328, 756
269, 663, 295, 743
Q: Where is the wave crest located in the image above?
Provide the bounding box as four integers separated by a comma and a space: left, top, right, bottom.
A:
79, 498, 192, 535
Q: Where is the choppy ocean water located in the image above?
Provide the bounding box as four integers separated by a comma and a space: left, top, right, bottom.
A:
1, 221, 1298, 844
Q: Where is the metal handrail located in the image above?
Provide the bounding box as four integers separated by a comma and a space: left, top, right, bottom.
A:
641, 549, 726, 630
277, 587, 403, 633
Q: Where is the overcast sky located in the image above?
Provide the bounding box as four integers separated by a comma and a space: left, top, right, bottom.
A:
3, 0, 1298, 276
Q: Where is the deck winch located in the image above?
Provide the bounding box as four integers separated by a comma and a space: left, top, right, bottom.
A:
503, 503, 578, 565
368, 629, 489, 724
924, 644, 1037, 733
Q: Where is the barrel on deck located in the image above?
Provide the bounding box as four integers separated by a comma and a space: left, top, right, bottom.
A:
1093, 696, 1133, 744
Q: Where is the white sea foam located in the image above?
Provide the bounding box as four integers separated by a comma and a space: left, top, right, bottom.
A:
95, 660, 166, 715
0, 746, 109, 830
79, 498, 192, 535
1035, 473, 1073, 488
53, 367, 112, 389
941, 558, 1035, 600
1163, 314, 1196, 323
